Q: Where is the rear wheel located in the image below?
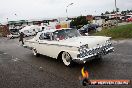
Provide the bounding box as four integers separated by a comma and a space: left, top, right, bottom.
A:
32, 49, 40, 57
62, 52, 73, 66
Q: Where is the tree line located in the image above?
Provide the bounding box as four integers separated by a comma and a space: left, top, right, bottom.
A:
101, 9, 132, 15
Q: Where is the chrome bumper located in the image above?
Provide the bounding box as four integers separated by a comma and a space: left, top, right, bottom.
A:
73, 46, 114, 64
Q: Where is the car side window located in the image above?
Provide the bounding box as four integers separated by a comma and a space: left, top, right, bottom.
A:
39, 32, 52, 40
53, 30, 66, 40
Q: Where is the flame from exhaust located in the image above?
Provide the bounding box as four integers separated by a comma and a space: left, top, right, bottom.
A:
81, 67, 89, 78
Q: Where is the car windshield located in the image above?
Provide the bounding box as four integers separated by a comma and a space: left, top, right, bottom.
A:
53, 29, 81, 40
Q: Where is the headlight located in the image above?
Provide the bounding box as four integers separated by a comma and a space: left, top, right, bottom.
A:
78, 48, 83, 53
78, 44, 89, 52
79, 44, 89, 49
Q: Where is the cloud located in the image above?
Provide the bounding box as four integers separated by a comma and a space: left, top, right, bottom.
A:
118, 0, 132, 10
0, 0, 131, 23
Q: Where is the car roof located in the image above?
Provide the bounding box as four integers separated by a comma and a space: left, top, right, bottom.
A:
41, 29, 56, 33
60, 28, 72, 30
41, 28, 73, 33
20, 25, 39, 31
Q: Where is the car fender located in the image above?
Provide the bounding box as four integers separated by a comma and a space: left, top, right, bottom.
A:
57, 50, 78, 60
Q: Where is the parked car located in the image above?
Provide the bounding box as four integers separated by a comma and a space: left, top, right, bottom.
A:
19, 25, 41, 37
79, 24, 99, 35
7, 32, 20, 39
126, 17, 132, 22
23, 28, 114, 66
7, 29, 20, 39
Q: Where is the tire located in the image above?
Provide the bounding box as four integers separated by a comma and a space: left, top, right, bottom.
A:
32, 49, 40, 57
61, 52, 73, 66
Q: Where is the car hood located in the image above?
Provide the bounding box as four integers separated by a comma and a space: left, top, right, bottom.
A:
60, 36, 111, 48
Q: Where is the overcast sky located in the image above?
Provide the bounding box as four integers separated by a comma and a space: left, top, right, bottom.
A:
0, 0, 132, 23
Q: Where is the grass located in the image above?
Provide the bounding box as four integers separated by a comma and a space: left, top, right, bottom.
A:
93, 23, 132, 39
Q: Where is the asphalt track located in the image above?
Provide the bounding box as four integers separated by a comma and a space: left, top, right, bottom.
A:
0, 37, 132, 88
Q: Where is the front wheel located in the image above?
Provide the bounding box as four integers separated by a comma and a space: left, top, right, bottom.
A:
62, 52, 73, 66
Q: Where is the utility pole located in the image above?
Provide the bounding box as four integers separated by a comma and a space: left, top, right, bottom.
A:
6, 18, 9, 25
66, 3, 74, 20
15, 14, 18, 21
115, 0, 118, 26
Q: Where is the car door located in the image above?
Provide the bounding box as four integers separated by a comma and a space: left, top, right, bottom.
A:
36, 32, 58, 58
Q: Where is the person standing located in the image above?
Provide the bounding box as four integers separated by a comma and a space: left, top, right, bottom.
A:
19, 32, 24, 45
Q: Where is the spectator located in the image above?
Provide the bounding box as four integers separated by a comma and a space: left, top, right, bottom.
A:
19, 32, 24, 45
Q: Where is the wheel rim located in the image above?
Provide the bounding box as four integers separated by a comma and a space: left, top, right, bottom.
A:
62, 52, 71, 66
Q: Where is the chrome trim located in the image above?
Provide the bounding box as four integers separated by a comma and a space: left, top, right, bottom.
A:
74, 47, 114, 63
76, 42, 114, 62
26, 41, 79, 48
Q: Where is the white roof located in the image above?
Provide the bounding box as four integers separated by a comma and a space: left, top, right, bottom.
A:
61, 28, 72, 30
40, 28, 72, 33
20, 25, 39, 31
41, 29, 56, 33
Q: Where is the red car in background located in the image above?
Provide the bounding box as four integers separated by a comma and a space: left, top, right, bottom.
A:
126, 16, 132, 22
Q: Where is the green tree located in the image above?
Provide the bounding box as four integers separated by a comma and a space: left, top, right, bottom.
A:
121, 11, 127, 15
101, 13, 104, 16
105, 11, 110, 14
111, 10, 116, 14
70, 16, 88, 29
121, 11, 124, 15
127, 9, 130, 13
116, 8, 119, 12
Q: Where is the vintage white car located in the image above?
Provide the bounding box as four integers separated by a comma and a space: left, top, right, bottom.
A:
24, 28, 114, 66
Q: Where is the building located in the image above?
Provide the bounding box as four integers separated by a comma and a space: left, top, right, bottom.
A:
0, 25, 10, 37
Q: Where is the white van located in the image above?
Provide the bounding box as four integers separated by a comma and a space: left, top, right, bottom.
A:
19, 25, 41, 37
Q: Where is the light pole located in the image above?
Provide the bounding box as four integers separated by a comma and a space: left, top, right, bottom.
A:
115, 0, 118, 26
66, 3, 74, 20
6, 18, 9, 24
14, 13, 18, 21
